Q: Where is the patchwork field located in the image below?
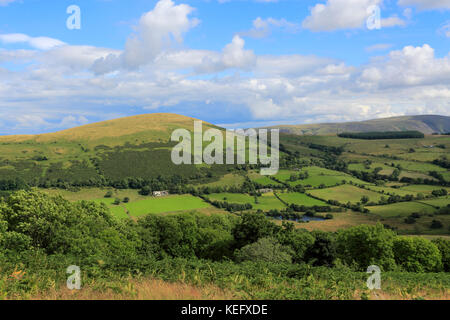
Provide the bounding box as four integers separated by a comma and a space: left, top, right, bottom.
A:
416, 197, 450, 208
365, 185, 419, 197
308, 185, 383, 204
366, 202, 436, 218
274, 167, 369, 188
277, 192, 328, 206
208, 192, 286, 210
118, 195, 210, 217
248, 172, 283, 187
399, 185, 450, 195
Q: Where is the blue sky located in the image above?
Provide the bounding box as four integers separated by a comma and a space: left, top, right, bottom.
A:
0, 0, 449, 134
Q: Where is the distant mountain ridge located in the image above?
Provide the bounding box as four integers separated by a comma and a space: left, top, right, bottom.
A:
264, 115, 450, 135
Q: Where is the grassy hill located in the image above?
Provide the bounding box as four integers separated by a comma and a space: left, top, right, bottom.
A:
265, 115, 450, 135
0, 113, 220, 146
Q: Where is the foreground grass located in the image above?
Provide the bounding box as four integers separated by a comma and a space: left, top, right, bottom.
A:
5, 271, 449, 301
28, 278, 235, 300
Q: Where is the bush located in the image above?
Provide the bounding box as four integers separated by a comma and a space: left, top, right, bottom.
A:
235, 237, 293, 264
104, 191, 113, 198
432, 238, 450, 272
393, 237, 442, 272
335, 224, 396, 271
232, 212, 279, 248
305, 231, 336, 267
430, 220, 443, 229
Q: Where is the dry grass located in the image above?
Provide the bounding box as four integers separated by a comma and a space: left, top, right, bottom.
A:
354, 289, 450, 300
0, 113, 217, 143
28, 278, 236, 301
274, 211, 379, 232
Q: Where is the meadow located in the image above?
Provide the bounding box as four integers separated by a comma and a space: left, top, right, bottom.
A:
207, 192, 286, 211
308, 185, 384, 204
366, 202, 436, 218
277, 192, 328, 206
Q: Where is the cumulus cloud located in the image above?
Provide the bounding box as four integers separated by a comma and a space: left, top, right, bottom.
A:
92, 0, 199, 74
359, 44, 450, 88
0, 0, 449, 133
302, 0, 406, 31
194, 35, 256, 73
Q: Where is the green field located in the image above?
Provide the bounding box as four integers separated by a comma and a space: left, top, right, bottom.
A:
399, 185, 450, 195
416, 197, 450, 208
277, 192, 328, 206
94, 194, 210, 218
124, 195, 210, 217
248, 172, 283, 187
365, 185, 419, 197
309, 185, 384, 204
208, 192, 286, 210
366, 202, 437, 218
274, 166, 369, 188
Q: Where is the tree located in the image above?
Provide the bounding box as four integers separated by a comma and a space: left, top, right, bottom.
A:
360, 196, 369, 205
432, 238, 450, 272
232, 212, 280, 249
235, 237, 293, 264
104, 191, 113, 198
430, 220, 443, 229
393, 237, 442, 272
335, 224, 396, 271
277, 225, 315, 264
305, 231, 336, 266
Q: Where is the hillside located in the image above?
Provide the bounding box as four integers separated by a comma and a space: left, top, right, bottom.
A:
0, 113, 219, 145
265, 115, 450, 136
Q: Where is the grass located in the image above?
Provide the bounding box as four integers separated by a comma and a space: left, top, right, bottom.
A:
365, 185, 418, 197
248, 171, 282, 187
123, 195, 210, 217
27, 278, 235, 300
277, 192, 328, 206
366, 202, 436, 218
273, 167, 369, 188
208, 192, 286, 210
416, 197, 450, 208
191, 173, 246, 188
308, 185, 384, 204
399, 185, 450, 195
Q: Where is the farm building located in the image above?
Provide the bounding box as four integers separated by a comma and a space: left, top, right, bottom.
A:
258, 188, 273, 194
153, 190, 169, 197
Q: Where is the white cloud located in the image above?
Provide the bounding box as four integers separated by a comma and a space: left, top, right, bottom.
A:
398, 0, 450, 10
365, 43, 394, 52
194, 35, 256, 73
238, 17, 300, 38
0, 1, 449, 133
359, 44, 450, 88
92, 0, 199, 74
0, 0, 17, 6
438, 21, 450, 37
302, 0, 406, 31
0, 33, 66, 50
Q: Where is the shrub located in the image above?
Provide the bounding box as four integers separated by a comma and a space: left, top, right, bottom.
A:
393, 237, 442, 272
335, 224, 396, 271
432, 238, 450, 272
235, 237, 293, 264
